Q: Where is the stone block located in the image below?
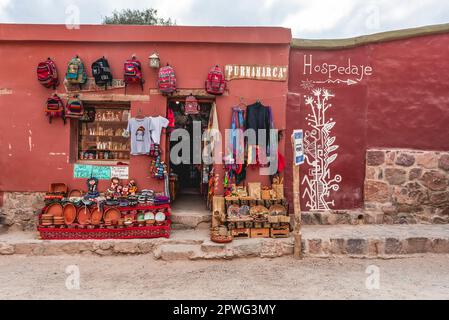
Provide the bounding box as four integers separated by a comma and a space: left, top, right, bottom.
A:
405, 237, 431, 254
346, 239, 368, 255
431, 216, 449, 224
366, 167, 377, 180
385, 238, 402, 255
385, 151, 396, 165
158, 244, 200, 261
367, 150, 385, 166
421, 171, 448, 191
385, 168, 407, 185
393, 182, 429, 207
395, 153, 415, 167
364, 180, 390, 203
330, 238, 346, 255
438, 154, 449, 171
113, 242, 140, 254
201, 241, 226, 254
307, 239, 322, 255
429, 192, 449, 207
416, 153, 438, 169
409, 168, 423, 180
432, 239, 449, 253
0, 242, 14, 255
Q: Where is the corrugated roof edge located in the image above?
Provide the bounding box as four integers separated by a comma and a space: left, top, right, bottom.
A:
292, 22, 449, 50
0, 24, 292, 44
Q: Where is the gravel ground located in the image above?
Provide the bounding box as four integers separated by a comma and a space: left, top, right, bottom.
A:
1, 255, 449, 300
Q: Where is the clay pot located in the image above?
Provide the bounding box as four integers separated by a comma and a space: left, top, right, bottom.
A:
104, 208, 121, 225
77, 207, 91, 225
45, 203, 63, 217
90, 207, 103, 226
63, 203, 77, 225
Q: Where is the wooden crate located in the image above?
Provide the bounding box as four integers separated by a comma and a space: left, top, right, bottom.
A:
232, 228, 250, 239
236, 221, 245, 229
250, 228, 270, 238
270, 227, 290, 238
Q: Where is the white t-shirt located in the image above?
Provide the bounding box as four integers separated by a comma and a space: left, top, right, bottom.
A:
127, 117, 151, 155
149, 116, 169, 144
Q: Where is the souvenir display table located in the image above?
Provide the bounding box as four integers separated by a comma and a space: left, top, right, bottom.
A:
38, 178, 171, 240
38, 204, 171, 240
210, 179, 290, 243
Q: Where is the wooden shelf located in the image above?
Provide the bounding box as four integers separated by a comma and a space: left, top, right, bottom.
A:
81, 135, 128, 138
81, 149, 130, 152
93, 121, 128, 124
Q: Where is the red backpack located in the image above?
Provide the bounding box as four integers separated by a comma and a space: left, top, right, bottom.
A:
184, 94, 199, 115
206, 65, 226, 95
124, 56, 144, 93
45, 94, 65, 124
158, 64, 177, 95
37, 58, 59, 89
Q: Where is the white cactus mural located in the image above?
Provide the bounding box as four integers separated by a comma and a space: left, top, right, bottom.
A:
302, 88, 342, 211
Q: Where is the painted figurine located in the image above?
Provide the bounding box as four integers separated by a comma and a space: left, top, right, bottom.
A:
128, 179, 138, 195
85, 177, 100, 199
106, 177, 121, 199
121, 185, 129, 197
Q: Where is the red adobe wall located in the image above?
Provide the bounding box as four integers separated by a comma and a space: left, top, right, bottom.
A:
286, 31, 449, 211
0, 24, 291, 193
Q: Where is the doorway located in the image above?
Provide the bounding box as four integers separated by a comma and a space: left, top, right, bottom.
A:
166, 98, 213, 214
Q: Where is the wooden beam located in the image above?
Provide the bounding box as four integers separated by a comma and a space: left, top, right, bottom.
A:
292, 135, 302, 259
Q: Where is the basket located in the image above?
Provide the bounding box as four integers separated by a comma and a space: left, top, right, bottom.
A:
211, 234, 233, 244
261, 189, 272, 200
68, 189, 83, 198
278, 215, 291, 223
269, 204, 287, 215
49, 183, 68, 195
248, 183, 261, 200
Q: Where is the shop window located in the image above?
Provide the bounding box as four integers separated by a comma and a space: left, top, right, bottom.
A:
78, 103, 131, 162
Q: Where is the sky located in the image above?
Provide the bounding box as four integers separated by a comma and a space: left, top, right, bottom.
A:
0, 0, 448, 39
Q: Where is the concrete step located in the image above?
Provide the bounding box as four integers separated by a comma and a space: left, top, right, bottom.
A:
170, 213, 211, 230
170, 193, 211, 229
1, 224, 449, 259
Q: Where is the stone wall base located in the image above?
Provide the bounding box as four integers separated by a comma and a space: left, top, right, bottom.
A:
0, 192, 44, 231
364, 149, 449, 224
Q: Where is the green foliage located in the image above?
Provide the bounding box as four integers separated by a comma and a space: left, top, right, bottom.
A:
103, 8, 175, 26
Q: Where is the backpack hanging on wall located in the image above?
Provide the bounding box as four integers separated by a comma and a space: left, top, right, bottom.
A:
37, 58, 59, 89
184, 94, 199, 115
205, 65, 226, 95
158, 64, 177, 95
92, 57, 113, 89
45, 94, 65, 124
65, 95, 84, 119
66, 55, 87, 89
124, 56, 144, 94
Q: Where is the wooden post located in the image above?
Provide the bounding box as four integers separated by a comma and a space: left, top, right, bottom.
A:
292, 135, 302, 259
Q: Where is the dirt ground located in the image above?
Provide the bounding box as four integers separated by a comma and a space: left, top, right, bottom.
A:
1, 254, 449, 300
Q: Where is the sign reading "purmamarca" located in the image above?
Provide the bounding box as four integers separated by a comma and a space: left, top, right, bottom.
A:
225, 64, 288, 81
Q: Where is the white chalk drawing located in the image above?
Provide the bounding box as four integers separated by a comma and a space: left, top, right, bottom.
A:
300, 79, 315, 91
302, 88, 342, 211
303, 54, 373, 87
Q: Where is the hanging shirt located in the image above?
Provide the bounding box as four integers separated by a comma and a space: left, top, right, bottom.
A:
149, 116, 169, 145
127, 117, 151, 155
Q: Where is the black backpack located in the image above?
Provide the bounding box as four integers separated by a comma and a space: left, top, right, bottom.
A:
92, 57, 113, 89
